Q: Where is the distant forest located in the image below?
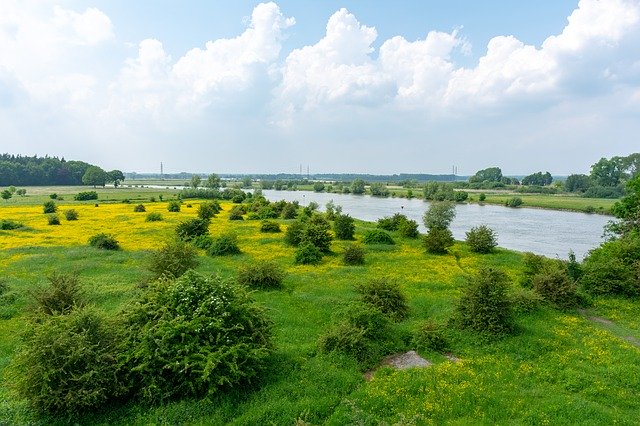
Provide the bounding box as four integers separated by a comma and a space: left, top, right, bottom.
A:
127, 172, 467, 183
0, 154, 96, 186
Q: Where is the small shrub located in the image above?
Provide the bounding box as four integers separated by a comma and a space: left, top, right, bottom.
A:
64, 209, 79, 221
519, 252, 549, 288
284, 221, 306, 246
294, 242, 322, 265
49, 193, 58, 199
192, 234, 214, 250
43, 201, 57, 214
208, 233, 241, 256
343, 244, 365, 265
334, 214, 355, 240
197, 201, 220, 220
88, 233, 120, 250
302, 215, 333, 252
175, 218, 210, 241
34, 272, 86, 316
508, 287, 543, 314
237, 261, 285, 290
505, 197, 523, 208
247, 212, 260, 220
397, 219, 419, 238
167, 200, 181, 212
149, 196, 156, 202
47, 214, 61, 225
412, 320, 448, 352
465, 225, 498, 253
281, 203, 298, 219
478, 193, 486, 202
146, 212, 163, 222
148, 239, 198, 279
122, 199, 131, 204
532, 266, 579, 310
1, 219, 24, 230
355, 279, 408, 321
133, 204, 146, 212
229, 206, 245, 220
74, 191, 98, 201
363, 229, 394, 245
422, 228, 454, 254
260, 220, 281, 233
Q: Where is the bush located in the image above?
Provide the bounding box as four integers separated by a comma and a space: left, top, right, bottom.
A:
228, 206, 245, 220
343, 244, 365, 265
148, 239, 198, 279
120, 271, 272, 403
167, 200, 181, 212
88, 233, 120, 250
74, 191, 98, 201
423, 228, 454, 254
198, 201, 220, 220
145, 212, 163, 222
284, 220, 306, 246
237, 261, 285, 290
281, 203, 298, 219
303, 215, 333, 252
532, 266, 579, 310
508, 287, 543, 314
49, 193, 58, 199
334, 214, 355, 240
64, 209, 79, 221
412, 320, 448, 352
579, 235, 640, 296
397, 219, 419, 238
260, 220, 281, 233
294, 242, 323, 265
191, 234, 214, 250
12, 307, 124, 416
43, 201, 57, 214
133, 204, 146, 212
34, 273, 86, 316
0, 219, 24, 230
208, 233, 241, 256
466, 225, 498, 253
175, 218, 210, 241
423, 202, 456, 230
519, 252, 550, 288
355, 278, 408, 321
505, 197, 523, 208
363, 229, 394, 245
47, 214, 61, 225
479, 193, 486, 202
454, 268, 514, 337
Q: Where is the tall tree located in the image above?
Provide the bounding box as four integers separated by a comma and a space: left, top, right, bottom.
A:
107, 170, 125, 188
190, 175, 202, 189
82, 166, 108, 187
590, 157, 625, 187
469, 167, 503, 183
205, 173, 221, 189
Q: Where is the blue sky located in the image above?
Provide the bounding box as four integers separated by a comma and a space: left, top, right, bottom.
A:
1, 1, 639, 175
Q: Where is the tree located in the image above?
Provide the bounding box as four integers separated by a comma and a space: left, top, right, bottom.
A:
8, 185, 16, 194
1, 189, 11, 201
16, 188, 27, 196
522, 171, 552, 186
81, 166, 107, 187
590, 156, 625, 187
351, 178, 365, 195
242, 176, 253, 188
609, 174, 640, 236
469, 167, 502, 183
422, 201, 456, 254
565, 174, 592, 192
369, 182, 390, 197
190, 175, 202, 189
107, 170, 125, 188
205, 173, 221, 189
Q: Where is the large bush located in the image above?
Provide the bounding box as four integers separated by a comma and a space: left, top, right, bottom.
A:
145, 212, 163, 222
237, 260, 285, 290
333, 213, 355, 240
74, 191, 98, 201
147, 239, 199, 280
208, 233, 241, 256
43, 201, 57, 214
120, 271, 272, 403
133, 204, 146, 213
175, 218, 210, 241
532, 266, 579, 310
0, 219, 24, 230
412, 320, 448, 352
465, 225, 498, 253
355, 279, 408, 321
422, 228, 454, 254
88, 233, 120, 250
363, 229, 394, 245
167, 200, 181, 212
197, 201, 220, 220
34, 273, 86, 316
580, 235, 640, 296
423, 202, 456, 254
377, 213, 418, 238
343, 244, 365, 265
454, 268, 514, 337
64, 209, 79, 221
294, 242, 323, 265
284, 220, 306, 246
260, 220, 281, 233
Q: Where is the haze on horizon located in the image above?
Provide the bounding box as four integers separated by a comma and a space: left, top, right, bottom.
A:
1, 0, 639, 176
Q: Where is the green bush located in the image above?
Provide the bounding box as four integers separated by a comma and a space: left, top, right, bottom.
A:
397, 219, 419, 238
479, 193, 486, 202
355, 279, 408, 321
47, 214, 61, 225
302, 215, 333, 252
412, 320, 448, 352
175, 218, 210, 241
519, 252, 550, 288
12, 307, 125, 416
237, 261, 285, 290
197, 201, 220, 220
284, 220, 306, 246
208, 233, 241, 256
334, 214, 355, 240
145, 212, 163, 222
363, 229, 394, 245
43, 201, 57, 214
64, 209, 79, 221
465, 225, 498, 253
505, 197, 523, 207
133, 204, 146, 212
454, 268, 514, 337
120, 271, 272, 403
580, 235, 640, 296
34, 273, 86, 316
0, 219, 24, 230
74, 191, 98, 201
228, 206, 245, 220
167, 200, 181, 212
343, 244, 365, 265
148, 239, 198, 279
508, 287, 543, 314
191, 234, 214, 250
294, 242, 322, 265
260, 220, 281, 233
422, 228, 454, 254
88, 233, 120, 250
532, 266, 579, 310
281, 203, 298, 219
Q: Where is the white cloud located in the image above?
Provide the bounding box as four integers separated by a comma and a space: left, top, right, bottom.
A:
52, 6, 114, 46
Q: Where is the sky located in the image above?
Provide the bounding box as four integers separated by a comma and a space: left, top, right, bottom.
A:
1, 1, 639, 175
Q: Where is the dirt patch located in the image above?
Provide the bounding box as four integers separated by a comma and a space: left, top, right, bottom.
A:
444, 353, 460, 362
622, 336, 640, 347
364, 351, 432, 381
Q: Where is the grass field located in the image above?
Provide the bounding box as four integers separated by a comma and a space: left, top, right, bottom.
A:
0, 194, 638, 424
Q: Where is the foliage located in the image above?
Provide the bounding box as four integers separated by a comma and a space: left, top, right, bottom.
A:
565, 174, 592, 192
355, 278, 408, 321
0, 219, 24, 230
583, 185, 624, 199
590, 156, 626, 187
74, 191, 98, 201
62, 209, 78, 221
197, 201, 220, 220
34, 272, 86, 316
454, 268, 514, 337
131, 204, 145, 213
301, 215, 333, 252
148, 239, 198, 280
343, 243, 365, 265
369, 182, 390, 197
0, 154, 96, 186
82, 166, 108, 187
397, 218, 419, 238
580, 234, 640, 296
351, 179, 366, 195
1, 189, 12, 201
609, 174, 640, 236
145, 212, 163, 222
423, 201, 456, 230
313, 182, 325, 192
281, 202, 298, 219
260, 220, 281, 233
43, 200, 57, 214
175, 218, 210, 241
120, 271, 272, 403
179, 188, 221, 200
422, 228, 454, 254
167, 201, 181, 212
505, 197, 523, 207
469, 167, 503, 183
228, 206, 245, 220
423, 182, 468, 202
532, 266, 579, 310
107, 170, 125, 187
294, 242, 323, 265
522, 171, 553, 186
333, 213, 355, 240
190, 175, 202, 189
88, 233, 120, 250
191, 234, 214, 250
478, 193, 486, 202
205, 173, 221, 189
378, 213, 419, 238
412, 320, 448, 352
47, 214, 61, 225
237, 260, 285, 290
12, 307, 124, 416
363, 229, 395, 245
465, 225, 498, 253
284, 220, 306, 246
508, 287, 543, 315
519, 252, 550, 288
208, 233, 241, 256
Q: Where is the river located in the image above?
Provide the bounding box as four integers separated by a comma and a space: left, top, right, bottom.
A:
261, 190, 611, 260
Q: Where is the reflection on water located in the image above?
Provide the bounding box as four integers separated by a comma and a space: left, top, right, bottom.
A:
262, 190, 611, 260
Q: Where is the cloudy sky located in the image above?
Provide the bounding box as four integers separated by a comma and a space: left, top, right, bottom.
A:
1, 1, 639, 175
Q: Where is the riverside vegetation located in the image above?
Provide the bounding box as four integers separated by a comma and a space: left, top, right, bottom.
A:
0, 177, 639, 424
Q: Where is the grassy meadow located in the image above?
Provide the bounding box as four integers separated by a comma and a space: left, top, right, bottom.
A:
0, 190, 639, 424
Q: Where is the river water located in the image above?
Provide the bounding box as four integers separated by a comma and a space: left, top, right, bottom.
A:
261, 190, 611, 260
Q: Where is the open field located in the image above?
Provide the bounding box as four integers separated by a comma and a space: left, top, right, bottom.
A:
1, 195, 639, 424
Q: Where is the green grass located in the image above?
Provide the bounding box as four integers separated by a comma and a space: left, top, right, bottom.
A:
0, 195, 638, 424
473, 192, 616, 214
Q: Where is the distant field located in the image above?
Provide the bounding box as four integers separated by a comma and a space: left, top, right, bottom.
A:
476, 193, 616, 214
